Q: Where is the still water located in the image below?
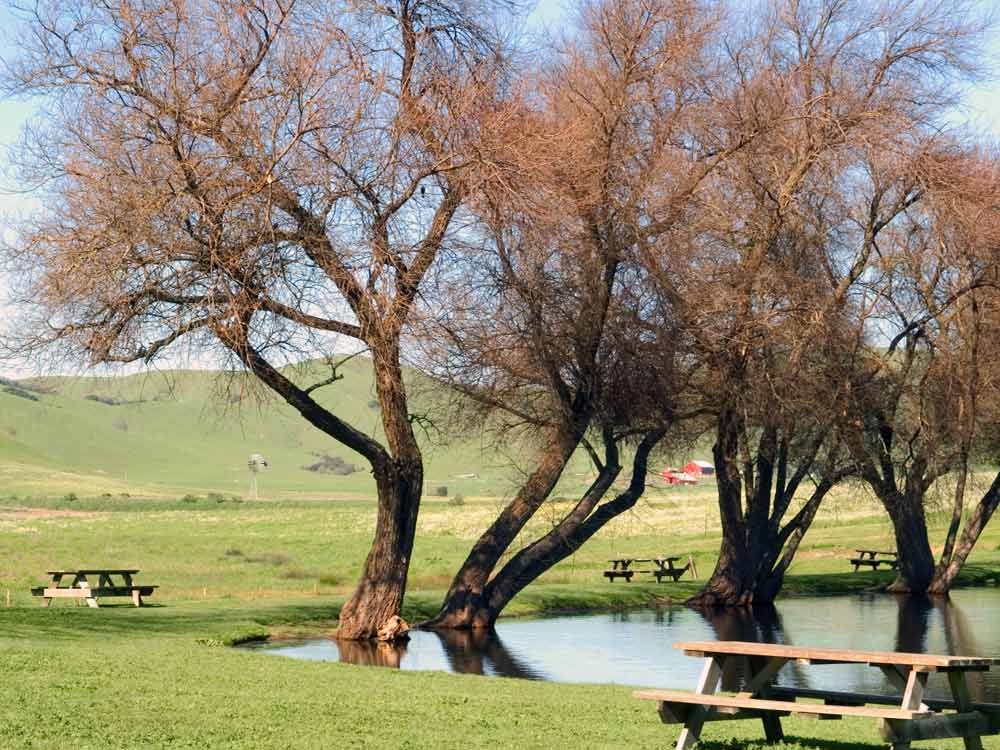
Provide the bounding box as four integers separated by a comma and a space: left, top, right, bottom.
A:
247, 588, 1000, 701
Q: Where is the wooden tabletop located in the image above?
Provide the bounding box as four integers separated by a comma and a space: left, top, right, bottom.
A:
675, 641, 1000, 669
47, 569, 139, 575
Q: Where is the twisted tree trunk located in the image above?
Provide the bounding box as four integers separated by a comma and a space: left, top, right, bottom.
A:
928, 472, 1000, 594
689, 412, 839, 607
425, 430, 663, 629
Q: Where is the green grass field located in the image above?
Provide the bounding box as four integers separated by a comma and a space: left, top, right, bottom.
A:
4, 491, 1000, 749
6, 366, 1000, 748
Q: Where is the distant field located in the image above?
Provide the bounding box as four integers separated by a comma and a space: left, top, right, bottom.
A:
4, 488, 1000, 611
0, 360, 588, 500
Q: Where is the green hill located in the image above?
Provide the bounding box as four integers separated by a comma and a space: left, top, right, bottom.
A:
0, 359, 557, 500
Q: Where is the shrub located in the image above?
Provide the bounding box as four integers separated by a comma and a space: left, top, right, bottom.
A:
245, 552, 290, 566
207, 492, 225, 503
85, 394, 120, 406
63, 492, 78, 503
449, 493, 465, 507
434, 485, 448, 497
181, 494, 199, 503
4, 386, 39, 402
224, 548, 244, 557
317, 574, 341, 586
302, 452, 356, 475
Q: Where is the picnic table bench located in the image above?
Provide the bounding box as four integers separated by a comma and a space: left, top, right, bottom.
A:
635, 640, 1000, 749
851, 549, 899, 572
604, 556, 696, 583
30, 569, 157, 608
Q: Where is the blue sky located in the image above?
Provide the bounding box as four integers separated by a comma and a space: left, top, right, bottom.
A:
0, 0, 999, 376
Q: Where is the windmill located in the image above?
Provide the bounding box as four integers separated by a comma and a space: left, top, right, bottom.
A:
248, 454, 269, 500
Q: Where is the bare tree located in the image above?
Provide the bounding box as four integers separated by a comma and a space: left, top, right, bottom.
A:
641, 0, 990, 606
1, 0, 521, 639
419, 0, 740, 628
836, 148, 1000, 594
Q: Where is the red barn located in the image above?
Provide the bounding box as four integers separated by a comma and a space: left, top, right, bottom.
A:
661, 468, 698, 485
684, 460, 715, 477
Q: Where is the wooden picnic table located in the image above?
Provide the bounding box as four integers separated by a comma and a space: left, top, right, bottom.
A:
604, 556, 695, 583
31, 569, 157, 608
635, 640, 1000, 750
851, 549, 899, 572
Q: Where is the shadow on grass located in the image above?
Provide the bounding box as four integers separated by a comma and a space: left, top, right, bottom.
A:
703, 738, 884, 750
0, 599, 344, 643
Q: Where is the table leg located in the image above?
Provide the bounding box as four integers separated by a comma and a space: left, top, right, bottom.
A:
676, 656, 724, 750
901, 670, 928, 712
878, 667, 928, 749
41, 573, 61, 608
743, 656, 786, 742
948, 671, 985, 750
77, 574, 99, 608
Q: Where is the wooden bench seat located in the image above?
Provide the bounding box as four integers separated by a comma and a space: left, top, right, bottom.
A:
32, 585, 158, 597
633, 689, 932, 721
652, 566, 689, 582
768, 686, 1000, 713
850, 557, 898, 569
32, 584, 157, 607
603, 570, 636, 581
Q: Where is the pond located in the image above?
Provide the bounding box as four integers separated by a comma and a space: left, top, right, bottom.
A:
246, 588, 1000, 702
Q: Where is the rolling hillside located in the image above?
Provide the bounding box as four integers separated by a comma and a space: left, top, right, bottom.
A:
0, 359, 576, 500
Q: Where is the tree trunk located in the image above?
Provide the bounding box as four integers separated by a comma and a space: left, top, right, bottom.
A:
336, 462, 422, 639
425, 427, 660, 630
337, 344, 424, 640
928, 471, 1000, 594
688, 413, 835, 607
883, 492, 936, 594
468, 431, 664, 627
423, 426, 583, 629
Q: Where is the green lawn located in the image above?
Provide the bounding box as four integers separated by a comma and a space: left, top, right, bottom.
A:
3, 599, 1000, 749
4, 494, 1000, 748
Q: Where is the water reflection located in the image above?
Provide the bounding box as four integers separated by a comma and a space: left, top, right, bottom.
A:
337, 638, 408, 668
434, 628, 546, 680
248, 588, 1000, 702
895, 594, 933, 653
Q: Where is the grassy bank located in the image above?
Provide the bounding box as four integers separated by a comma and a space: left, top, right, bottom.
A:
5, 494, 1000, 749
2, 599, 999, 750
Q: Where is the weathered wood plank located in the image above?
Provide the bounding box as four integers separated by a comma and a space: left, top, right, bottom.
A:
768, 686, 1000, 713
658, 703, 792, 725
675, 656, 724, 750
634, 690, 932, 720
673, 641, 1000, 669
46, 569, 140, 575
949, 671, 987, 750
879, 712, 1000, 743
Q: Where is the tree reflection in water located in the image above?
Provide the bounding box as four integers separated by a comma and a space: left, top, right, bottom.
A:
336, 638, 409, 669
696, 604, 809, 691
433, 628, 547, 680
334, 628, 546, 680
